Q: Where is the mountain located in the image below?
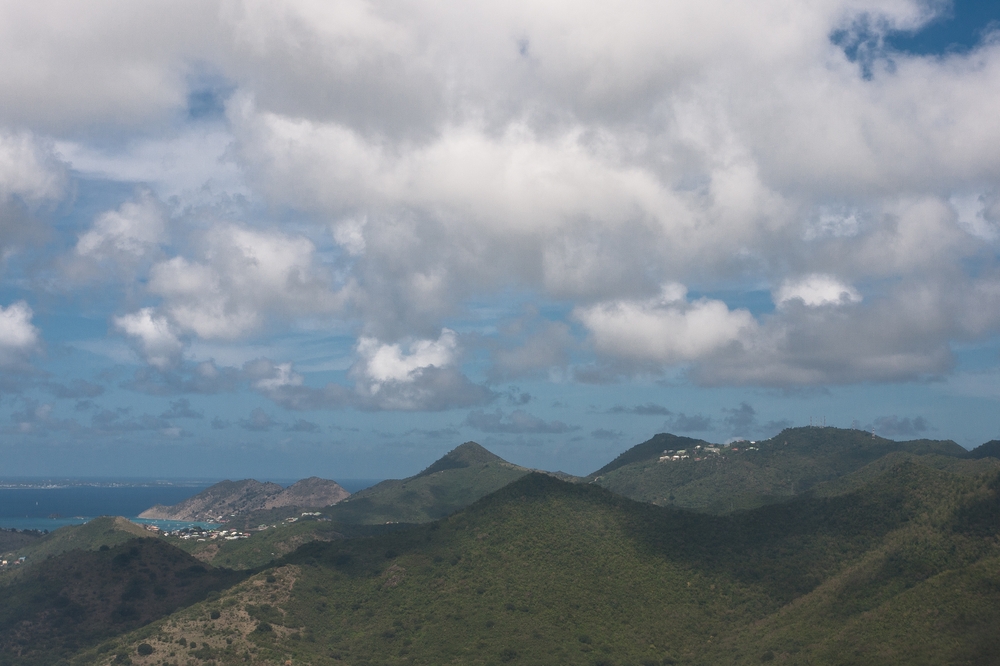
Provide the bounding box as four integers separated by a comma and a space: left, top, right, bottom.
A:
591, 426, 971, 513
88, 458, 1000, 665
138, 477, 349, 521
263, 476, 350, 509
321, 441, 531, 524
0, 537, 244, 664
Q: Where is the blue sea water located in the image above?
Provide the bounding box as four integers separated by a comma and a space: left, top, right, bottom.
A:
0, 484, 214, 531
0, 478, 382, 531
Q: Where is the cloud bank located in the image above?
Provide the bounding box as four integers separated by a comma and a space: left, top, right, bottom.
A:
1, 0, 999, 416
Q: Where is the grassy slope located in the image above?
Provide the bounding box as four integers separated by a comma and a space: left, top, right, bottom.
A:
84, 460, 1000, 666
0, 530, 43, 561
705, 466, 1000, 665
593, 426, 969, 513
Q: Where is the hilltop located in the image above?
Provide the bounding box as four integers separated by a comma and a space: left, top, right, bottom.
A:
320, 441, 532, 524
1, 516, 154, 578
592, 426, 971, 513
138, 477, 349, 522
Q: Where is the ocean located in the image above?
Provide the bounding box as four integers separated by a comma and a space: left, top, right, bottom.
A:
0, 478, 382, 532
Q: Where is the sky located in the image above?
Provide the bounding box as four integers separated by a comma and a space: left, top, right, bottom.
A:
2, 0, 1000, 480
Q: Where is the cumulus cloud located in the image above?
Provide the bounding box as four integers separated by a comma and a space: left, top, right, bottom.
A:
114, 308, 183, 370
148, 224, 346, 340
4, 0, 1000, 416
0, 130, 65, 203
344, 329, 494, 410
0, 301, 40, 366
71, 190, 166, 280
575, 285, 756, 365
774, 274, 862, 308
238, 332, 494, 411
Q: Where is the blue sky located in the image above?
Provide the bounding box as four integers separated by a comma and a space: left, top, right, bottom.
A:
2, 0, 1000, 480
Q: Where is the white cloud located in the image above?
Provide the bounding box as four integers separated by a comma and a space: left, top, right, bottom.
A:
0, 1, 214, 132
0, 301, 39, 365
246, 331, 493, 411
148, 224, 346, 340
774, 274, 861, 308
5, 0, 1000, 394
0, 130, 65, 203
575, 285, 756, 364
355, 329, 459, 388
951, 193, 999, 242
114, 308, 183, 370
249, 360, 303, 391
75, 189, 165, 263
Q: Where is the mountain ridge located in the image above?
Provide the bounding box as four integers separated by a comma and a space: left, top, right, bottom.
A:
138, 477, 349, 521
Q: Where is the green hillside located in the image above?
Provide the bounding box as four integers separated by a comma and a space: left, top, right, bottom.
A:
592, 426, 970, 513
968, 439, 1000, 459
0, 537, 244, 665
321, 441, 531, 524
78, 459, 1000, 665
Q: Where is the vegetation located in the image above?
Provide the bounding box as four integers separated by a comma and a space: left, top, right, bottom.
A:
0, 538, 244, 665
71, 454, 1000, 665
4, 428, 1000, 665
0, 529, 44, 561
322, 442, 532, 525
592, 426, 971, 513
